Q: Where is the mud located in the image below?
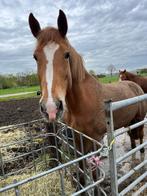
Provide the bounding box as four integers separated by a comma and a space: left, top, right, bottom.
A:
0, 98, 41, 126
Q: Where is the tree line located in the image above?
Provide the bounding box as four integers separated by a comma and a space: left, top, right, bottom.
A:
0, 72, 39, 89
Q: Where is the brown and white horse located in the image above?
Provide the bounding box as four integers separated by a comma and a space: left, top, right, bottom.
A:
28, 10, 146, 153
119, 69, 147, 93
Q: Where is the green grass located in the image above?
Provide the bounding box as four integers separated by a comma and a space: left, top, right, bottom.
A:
0, 72, 146, 101
0, 76, 118, 101
0, 92, 38, 101
0, 86, 39, 95
139, 72, 147, 77
0, 86, 40, 101
99, 75, 118, 83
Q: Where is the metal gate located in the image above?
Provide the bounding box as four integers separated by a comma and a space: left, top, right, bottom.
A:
105, 94, 147, 196
0, 119, 106, 195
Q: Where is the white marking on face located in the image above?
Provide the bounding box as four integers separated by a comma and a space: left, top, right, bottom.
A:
43, 42, 59, 104
119, 74, 123, 81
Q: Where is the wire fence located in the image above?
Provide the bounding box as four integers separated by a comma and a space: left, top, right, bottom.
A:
0, 119, 106, 196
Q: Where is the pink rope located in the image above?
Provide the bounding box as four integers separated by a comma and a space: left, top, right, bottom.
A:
87, 156, 103, 171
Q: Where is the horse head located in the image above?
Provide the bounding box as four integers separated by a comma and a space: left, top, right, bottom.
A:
119, 69, 127, 81
29, 10, 74, 121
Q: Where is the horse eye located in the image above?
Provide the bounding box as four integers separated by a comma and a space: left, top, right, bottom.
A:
64, 52, 70, 59
33, 54, 37, 61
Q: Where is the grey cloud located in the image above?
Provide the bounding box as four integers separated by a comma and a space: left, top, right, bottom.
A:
0, 0, 147, 75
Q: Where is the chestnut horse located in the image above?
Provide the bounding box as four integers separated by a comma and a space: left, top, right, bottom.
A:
28, 10, 146, 154
119, 69, 147, 93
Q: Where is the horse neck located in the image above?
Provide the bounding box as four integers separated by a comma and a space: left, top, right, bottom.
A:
65, 46, 102, 114
65, 72, 100, 114
126, 72, 138, 81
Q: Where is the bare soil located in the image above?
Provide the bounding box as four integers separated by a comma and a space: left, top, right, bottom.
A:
0, 98, 41, 126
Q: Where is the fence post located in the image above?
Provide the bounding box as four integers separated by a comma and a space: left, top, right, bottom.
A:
13, 179, 20, 196
105, 100, 118, 196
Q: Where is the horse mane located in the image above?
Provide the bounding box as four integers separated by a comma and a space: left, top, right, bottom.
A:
69, 46, 86, 82
37, 27, 86, 83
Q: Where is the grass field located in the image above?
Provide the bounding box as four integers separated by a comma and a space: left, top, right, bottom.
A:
0, 86, 39, 95
0, 72, 146, 101
0, 86, 40, 101
0, 92, 37, 101
99, 75, 118, 83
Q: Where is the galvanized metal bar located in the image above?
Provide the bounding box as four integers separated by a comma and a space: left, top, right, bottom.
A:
105, 100, 118, 196
53, 122, 60, 162
3, 145, 52, 163
58, 121, 102, 147
99, 187, 107, 196
13, 179, 20, 196
118, 160, 147, 185
0, 132, 54, 148
28, 127, 36, 172
71, 128, 80, 190
114, 118, 147, 137
119, 171, 147, 196
64, 125, 71, 159
80, 134, 88, 182
93, 140, 101, 195
0, 118, 43, 131
72, 167, 105, 196
2, 154, 53, 179
59, 169, 65, 196
42, 136, 48, 169
133, 182, 147, 196
0, 147, 102, 193
111, 94, 147, 111
57, 134, 82, 156
80, 134, 95, 196
116, 141, 147, 164
0, 120, 105, 195
66, 170, 85, 190
0, 149, 5, 177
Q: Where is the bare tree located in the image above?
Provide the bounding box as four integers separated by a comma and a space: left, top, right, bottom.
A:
107, 64, 116, 76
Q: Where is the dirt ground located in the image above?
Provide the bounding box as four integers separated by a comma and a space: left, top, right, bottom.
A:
0, 98, 41, 126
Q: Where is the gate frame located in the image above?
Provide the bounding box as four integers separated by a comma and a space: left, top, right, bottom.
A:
105, 94, 147, 196
0, 120, 106, 196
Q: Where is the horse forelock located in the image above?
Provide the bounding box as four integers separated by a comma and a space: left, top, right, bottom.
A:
37, 27, 63, 45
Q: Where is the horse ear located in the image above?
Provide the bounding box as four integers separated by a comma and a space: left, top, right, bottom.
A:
57, 10, 68, 37
123, 69, 126, 73
28, 13, 41, 38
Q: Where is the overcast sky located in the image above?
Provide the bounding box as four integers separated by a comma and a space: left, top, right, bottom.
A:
0, 0, 147, 75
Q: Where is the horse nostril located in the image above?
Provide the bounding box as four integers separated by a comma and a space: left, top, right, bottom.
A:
59, 101, 63, 110
55, 100, 63, 110
40, 103, 49, 119
40, 105, 44, 113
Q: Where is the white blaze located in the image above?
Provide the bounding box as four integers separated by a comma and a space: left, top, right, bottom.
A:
119, 74, 122, 81
43, 42, 59, 101
43, 42, 59, 120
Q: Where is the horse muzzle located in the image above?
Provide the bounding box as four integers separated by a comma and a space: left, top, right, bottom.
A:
40, 100, 63, 122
